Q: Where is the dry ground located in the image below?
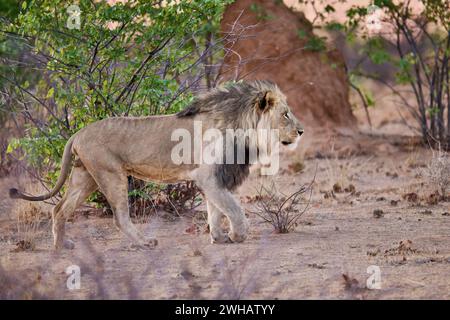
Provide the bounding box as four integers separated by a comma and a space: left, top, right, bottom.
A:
1, 132, 450, 299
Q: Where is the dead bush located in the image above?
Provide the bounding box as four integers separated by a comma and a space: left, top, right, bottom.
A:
155, 181, 202, 217
96, 179, 202, 221
249, 178, 314, 234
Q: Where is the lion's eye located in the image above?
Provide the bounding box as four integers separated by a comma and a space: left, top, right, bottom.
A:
283, 113, 290, 119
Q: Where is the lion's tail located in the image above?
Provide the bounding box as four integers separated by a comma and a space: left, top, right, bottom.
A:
9, 135, 76, 201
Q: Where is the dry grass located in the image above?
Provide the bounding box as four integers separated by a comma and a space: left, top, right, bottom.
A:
13, 202, 49, 252
0, 177, 51, 251
322, 144, 372, 193
422, 149, 450, 196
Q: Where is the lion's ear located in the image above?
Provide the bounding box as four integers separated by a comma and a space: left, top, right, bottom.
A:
258, 91, 276, 112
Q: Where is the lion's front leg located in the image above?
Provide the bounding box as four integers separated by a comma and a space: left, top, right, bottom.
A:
202, 188, 249, 243
192, 166, 249, 243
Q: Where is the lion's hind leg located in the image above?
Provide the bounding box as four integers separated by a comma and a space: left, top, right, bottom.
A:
90, 170, 157, 248
52, 165, 97, 250
207, 201, 231, 244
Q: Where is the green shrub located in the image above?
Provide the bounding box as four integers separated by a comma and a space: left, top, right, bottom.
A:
2, 0, 231, 187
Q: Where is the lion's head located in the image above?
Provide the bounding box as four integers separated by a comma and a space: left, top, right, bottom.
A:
177, 80, 304, 150
254, 83, 304, 150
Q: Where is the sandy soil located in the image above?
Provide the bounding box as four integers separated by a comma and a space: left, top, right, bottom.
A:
1, 119, 450, 299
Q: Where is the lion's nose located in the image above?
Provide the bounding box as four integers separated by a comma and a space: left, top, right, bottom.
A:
297, 130, 304, 136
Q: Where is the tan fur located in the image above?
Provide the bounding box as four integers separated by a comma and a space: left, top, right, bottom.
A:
9, 81, 303, 249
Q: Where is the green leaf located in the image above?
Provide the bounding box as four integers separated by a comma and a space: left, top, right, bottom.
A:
297, 29, 307, 39
325, 22, 344, 31
6, 143, 14, 154
304, 35, 327, 52
364, 90, 375, 107
325, 5, 335, 13
46, 87, 54, 98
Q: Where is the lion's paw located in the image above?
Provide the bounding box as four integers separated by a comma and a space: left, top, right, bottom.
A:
210, 233, 232, 244
229, 231, 247, 243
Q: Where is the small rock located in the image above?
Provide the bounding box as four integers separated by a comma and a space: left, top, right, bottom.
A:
386, 172, 399, 178
308, 263, 326, 269
367, 249, 380, 256
373, 209, 384, 218
322, 190, 334, 199
179, 270, 195, 280
344, 184, 356, 193
390, 200, 400, 206
333, 183, 342, 193
403, 192, 419, 203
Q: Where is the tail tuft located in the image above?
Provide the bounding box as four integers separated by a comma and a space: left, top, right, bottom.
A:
9, 188, 20, 199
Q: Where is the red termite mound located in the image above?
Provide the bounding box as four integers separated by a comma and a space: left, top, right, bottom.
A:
220, 0, 356, 130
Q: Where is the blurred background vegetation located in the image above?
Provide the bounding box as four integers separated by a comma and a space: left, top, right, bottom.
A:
1, 0, 233, 210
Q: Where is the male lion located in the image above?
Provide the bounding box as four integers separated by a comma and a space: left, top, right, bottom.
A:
9, 80, 304, 250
